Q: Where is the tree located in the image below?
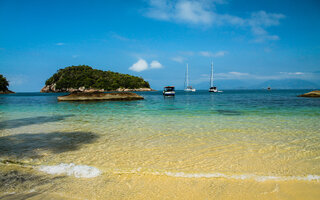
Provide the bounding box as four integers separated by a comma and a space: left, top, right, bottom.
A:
0, 74, 9, 91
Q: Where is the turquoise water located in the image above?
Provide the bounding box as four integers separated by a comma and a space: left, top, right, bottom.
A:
1, 90, 319, 116
0, 90, 320, 199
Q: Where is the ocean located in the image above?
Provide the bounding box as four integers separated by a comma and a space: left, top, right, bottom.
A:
0, 90, 319, 199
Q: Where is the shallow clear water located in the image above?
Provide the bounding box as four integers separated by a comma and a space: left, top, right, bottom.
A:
0, 90, 319, 199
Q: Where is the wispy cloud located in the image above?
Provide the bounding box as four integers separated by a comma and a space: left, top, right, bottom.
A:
280, 72, 304, 75
200, 50, 228, 57
172, 56, 185, 63
144, 0, 285, 42
145, 0, 224, 25
55, 42, 65, 46
129, 59, 163, 72
111, 33, 134, 41
214, 71, 314, 80
6, 74, 28, 86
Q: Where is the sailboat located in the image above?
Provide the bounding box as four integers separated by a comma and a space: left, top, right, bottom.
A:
209, 61, 219, 92
184, 64, 196, 92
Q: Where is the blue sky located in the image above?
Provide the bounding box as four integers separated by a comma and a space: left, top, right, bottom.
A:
0, 0, 319, 91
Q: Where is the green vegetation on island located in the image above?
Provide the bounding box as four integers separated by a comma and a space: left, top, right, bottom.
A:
0, 74, 14, 94
42, 65, 151, 92
0, 74, 9, 91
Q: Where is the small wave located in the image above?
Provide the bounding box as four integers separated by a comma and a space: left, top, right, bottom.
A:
114, 169, 320, 182
162, 172, 320, 182
38, 163, 101, 178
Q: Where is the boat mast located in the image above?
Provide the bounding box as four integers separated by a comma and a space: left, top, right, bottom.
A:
210, 61, 214, 87
186, 63, 189, 88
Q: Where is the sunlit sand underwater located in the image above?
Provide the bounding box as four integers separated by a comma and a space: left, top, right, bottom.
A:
0, 90, 319, 199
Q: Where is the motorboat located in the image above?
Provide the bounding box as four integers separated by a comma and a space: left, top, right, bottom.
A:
163, 86, 175, 96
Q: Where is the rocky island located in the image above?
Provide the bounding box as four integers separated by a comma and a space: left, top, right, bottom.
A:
0, 74, 14, 94
41, 65, 154, 93
298, 90, 320, 97
58, 92, 144, 101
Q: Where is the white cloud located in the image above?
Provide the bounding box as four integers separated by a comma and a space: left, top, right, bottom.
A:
129, 59, 163, 72
145, 0, 218, 26
56, 43, 65, 46
175, 0, 214, 25
172, 56, 185, 63
200, 51, 228, 57
144, 1, 285, 41
150, 60, 163, 69
129, 59, 149, 72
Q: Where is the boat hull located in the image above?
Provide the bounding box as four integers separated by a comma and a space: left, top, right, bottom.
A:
184, 89, 196, 92
163, 91, 175, 96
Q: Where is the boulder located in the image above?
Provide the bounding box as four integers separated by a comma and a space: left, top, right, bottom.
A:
298, 90, 320, 97
57, 92, 144, 101
41, 84, 155, 93
41, 84, 105, 93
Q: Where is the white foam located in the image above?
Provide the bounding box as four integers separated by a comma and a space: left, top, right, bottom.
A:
116, 168, 320, 182
162, 171, 320, 182
38, 163, 101, 178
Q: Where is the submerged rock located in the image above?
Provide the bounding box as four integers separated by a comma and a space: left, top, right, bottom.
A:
57, 92, 144, 101
298, 90, 320, 98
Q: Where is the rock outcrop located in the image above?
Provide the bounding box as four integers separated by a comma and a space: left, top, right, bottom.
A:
0, 90, 15, 94
115, 88, 156, 92
41, 84, 155, 93
57, 92, 144, 101
41, 84, 105, 93
298, 90, 320, 98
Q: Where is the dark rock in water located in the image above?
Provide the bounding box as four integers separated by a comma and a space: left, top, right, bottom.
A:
0, 90, 15, 94
57, 92, 144, 101
298, 90, 320, 98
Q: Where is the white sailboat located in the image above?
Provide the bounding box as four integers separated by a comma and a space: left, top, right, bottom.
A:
184, 64, 196, 92
209, 61, 219, 92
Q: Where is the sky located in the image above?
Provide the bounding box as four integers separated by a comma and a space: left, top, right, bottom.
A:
0, 0, 320, 91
